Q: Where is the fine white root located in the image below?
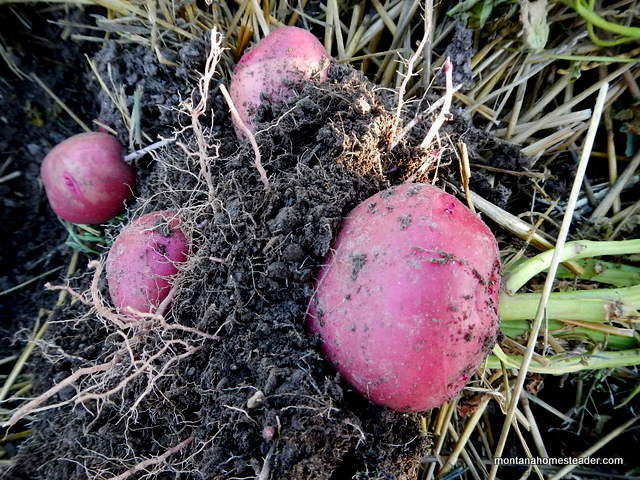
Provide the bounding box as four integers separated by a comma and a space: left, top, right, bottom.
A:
219, 83, 269, 188
420, 57, 454, 149
408, 57, 454, 181
2, 357, 118, 428
390, 11, 432, 150
106, 437, 194, 480
178, 28, 225, 202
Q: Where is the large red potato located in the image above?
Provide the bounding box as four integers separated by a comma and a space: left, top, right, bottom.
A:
40, 132, 136, 224
106, 211, 188, 316
229, 26, 330, 136
308, 183, 500, 412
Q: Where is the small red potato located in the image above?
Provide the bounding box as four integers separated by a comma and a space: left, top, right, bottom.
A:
229, 26, 330, 135
308, 183, 500, 412
106, 211, 188, 315
40, 132, 136, 224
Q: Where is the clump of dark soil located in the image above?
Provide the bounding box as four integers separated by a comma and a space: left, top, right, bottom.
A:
4, 20, 536, 480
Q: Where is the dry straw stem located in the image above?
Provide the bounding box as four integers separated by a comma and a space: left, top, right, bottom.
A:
445, 422, 482, 480
488, 83, 609, 480
440, 395, 491, 475
548, 414, 640, 480
0, 0, 197, 39
124, 138, 176, 162
456, 142, 474, 213
591, 150, 640, 218
0, 250, 79, 406
30, 73, 91, 132
419, 57, 453, 149
425, 399, 457, 480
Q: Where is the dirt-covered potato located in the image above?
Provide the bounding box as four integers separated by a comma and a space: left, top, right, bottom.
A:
308, 183, 501, 411
229, 26, 330, 136
106, 211, 188, 315
40, 132, 136, 224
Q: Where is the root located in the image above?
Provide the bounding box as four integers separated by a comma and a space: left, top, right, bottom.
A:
74, 340, 189, 407
106, 437, 193, 480
419, 57, 454, 150
409, 57, 454, 182
2, 357, 118, 429
219, 83, 269, 188
389, 11, 431, 149
88, 260, 132, 330
178, 28, 225, 202
44, 282, 91, 305
5, 256, 223, 441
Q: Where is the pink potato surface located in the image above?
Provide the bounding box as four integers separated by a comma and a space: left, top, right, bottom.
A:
229, 26, 330, 136
106, 211, 188, 316
308, 183, 501, 412
40, 132, 136, 224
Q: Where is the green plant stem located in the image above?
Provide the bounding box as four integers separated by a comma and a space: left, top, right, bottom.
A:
573, 0, 640, 39
500, 284, 640, 323
500, 320, 636, 350
555, 259, 640, 287
504, 239, 640, 294
488, 345, 640, 374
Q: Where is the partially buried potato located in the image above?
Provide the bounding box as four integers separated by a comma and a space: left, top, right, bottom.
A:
106, 211, 188, 316
40, 132, 136, 224
229, 26, 330, 136
308, 183, 501, 412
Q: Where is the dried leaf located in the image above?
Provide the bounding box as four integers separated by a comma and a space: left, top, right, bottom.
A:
520, 0, 549, 52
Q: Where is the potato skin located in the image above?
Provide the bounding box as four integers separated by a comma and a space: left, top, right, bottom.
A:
308, 183, 500, 412
106, 211, 188, 315
230, 26, 330, 135
40, 132, 136, 224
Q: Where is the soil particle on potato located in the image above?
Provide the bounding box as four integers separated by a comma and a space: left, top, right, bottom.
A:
397, 215, 412, 229
350, 253, 368, 280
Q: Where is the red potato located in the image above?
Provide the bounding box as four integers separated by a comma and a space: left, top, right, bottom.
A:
106, 211, 188, 315
40, 132, 136, 224
229, 26, 330, 136
308, 183, 500, 412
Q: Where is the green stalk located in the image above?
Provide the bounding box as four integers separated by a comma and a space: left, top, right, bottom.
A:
573, 0, 640, 39
503, 239, 640, 294
497, 240, 640, 369
500, 285, 640, 323
500, 320, 636, 350
487, 345, 640, 374
555, 259, 640, 287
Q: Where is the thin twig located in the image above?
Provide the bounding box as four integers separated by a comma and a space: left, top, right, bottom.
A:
124, 138, 176, 162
